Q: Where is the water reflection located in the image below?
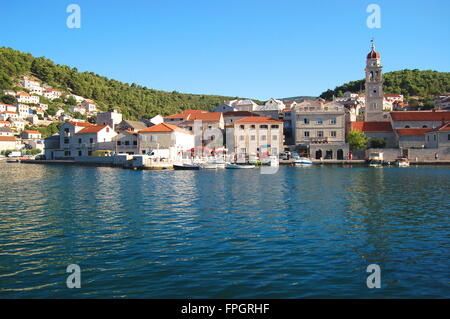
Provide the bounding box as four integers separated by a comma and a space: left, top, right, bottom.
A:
0, 163, 449, 298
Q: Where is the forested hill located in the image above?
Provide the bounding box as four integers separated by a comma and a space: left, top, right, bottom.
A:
0, 47, 243, 119
320, 69, 450, 100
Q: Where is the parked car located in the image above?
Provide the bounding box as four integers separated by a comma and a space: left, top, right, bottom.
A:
279, 152, 290, 160
35, 154, 46, 160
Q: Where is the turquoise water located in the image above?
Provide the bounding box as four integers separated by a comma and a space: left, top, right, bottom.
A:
0, 163, 449, 298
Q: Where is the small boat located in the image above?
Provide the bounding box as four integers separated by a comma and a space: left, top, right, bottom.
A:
6, 158, 20, 163
173, 163, 200, 170
294, 157, 313, 166
368, 152, 384, 167
225, 163, 256, 169
395, 157, 410, 167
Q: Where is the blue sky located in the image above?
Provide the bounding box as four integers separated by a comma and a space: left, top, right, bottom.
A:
1, 0, 449, 100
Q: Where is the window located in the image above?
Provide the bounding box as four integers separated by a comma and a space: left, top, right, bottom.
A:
125, 141, 130, 145
240, 125, 245, 130
89, 138, 94, 144
151, 135, 157, 142
133, 141, 137, 145
422, 125, 428, 128
78, 138, 82, 144
208, 126, 212, 129
317, 131, 324, 137
405, 125, 410, 128
260, 125, 268, 129
250, 125, 256, 129
271, 125, 279, 129
448, 134, 450, 141
64, 137, 69, 144
88, 151, 92, 156
251, 135, 255, 141
272, 135, 278, 141
239, 135, 244, 141
330, 131, 337, 137
117, 141, 122, 145
64, 151, 71, 156
304, 118, 309, 124
317, 119, 323, 125
304, 131, 310, 137
78, 151, 82, 156
261, 135, 266, 141
330, 118, 336, 125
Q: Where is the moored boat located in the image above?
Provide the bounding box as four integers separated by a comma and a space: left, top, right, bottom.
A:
225, 163, 256, 169
394, 157, 410, 167
173, 163, 200, 170
294, 157, 313, 166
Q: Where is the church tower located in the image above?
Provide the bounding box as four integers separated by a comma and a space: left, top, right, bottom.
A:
364, 40, 384, 122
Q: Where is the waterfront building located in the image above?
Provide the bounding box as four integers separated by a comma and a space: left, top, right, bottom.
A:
113, 130, 138, 154
10, 120, 25, 132
17, 104, 30, 118
351, 121, 396, 148
138, 123, 194, 158
293, 101, 349, 159
212, 103, 236, 113
425, 123, 450, 149
28, 86, 44, 96
233, 117, 283, 161
223, 111, 259, 125
97, 110, 123, 130
0, 136, 22, 151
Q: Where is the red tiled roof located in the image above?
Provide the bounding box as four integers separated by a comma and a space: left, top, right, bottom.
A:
390, 111, 450, 121
76, 125, 108, 134
428, 122, 450, 132
0, 111, 17, 114
139, 123, 193, 135
164, 113, 185, 119
186, 112, 222, 122
351, 121, 393, 132
68, 121, 93, 127
0, 121, 11, 124
385, 94, 402, 97
396, 128, 430, 136
236, 117, 283, 123
24, 130, 40, 134
0, 136, 17, 142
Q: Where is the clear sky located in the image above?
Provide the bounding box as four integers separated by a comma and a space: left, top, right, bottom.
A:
1, 0, 449, 100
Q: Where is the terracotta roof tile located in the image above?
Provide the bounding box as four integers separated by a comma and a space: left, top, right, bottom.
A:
0, 136, 18, 142
396, 128, 430, 136
390, 111, 450, 121
76, 125, 109, 134
139, 123, 193, 135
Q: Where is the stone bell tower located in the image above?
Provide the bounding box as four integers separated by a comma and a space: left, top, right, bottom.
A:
364, 40, 384, 122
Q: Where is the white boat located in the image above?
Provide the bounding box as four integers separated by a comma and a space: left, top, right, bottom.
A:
294, 157, 313, 166
395, 157, 410, 167
368, 152, 384, 167
269, 155, 279, 167
225, 163, 256, 169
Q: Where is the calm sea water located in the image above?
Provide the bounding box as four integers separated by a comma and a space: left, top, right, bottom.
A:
0, 163, 449, 298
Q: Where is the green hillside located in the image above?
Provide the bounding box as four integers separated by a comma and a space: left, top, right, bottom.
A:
320, 69, 450, 100
0, 47, 246, 119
